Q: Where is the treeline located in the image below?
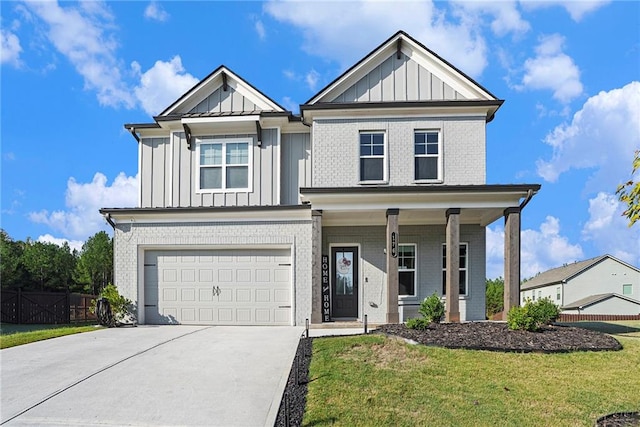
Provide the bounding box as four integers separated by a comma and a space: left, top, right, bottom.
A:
1, 229, 112, 295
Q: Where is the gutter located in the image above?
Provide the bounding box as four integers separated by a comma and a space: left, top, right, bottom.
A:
103, 213, 116, 229
519, 189, 535, 210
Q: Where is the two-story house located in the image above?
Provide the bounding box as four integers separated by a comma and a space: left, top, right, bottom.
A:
101, 31, 540, 326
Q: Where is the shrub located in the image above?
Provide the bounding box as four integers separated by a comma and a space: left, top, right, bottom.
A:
507, 297, 560, 332
407, 293, 445, 330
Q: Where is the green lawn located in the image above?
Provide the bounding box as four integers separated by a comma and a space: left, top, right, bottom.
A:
303, 322, 640, 426
0, 323, 101, 349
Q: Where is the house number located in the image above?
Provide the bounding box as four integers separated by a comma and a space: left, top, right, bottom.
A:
391, 232, 398, 258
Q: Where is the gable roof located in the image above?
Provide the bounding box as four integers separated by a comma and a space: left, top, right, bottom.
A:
305, 30, 498, 105
563, 293, 640, 310
521, 254, 640, 291
158, 65, 286, 118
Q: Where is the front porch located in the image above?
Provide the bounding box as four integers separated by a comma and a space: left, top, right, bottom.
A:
303, 185, 540, 324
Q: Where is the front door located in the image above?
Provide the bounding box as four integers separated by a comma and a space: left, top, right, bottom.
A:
331, 246, 359, 318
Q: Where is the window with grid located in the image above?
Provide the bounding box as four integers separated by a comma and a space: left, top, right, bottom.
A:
441, 243, 468, 296
414, 131, 440, 181
359, 132, 385, 182
197, 139, 250, 191
398, 244, 416, 296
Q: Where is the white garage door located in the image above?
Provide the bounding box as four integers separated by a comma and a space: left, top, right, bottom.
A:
143, 249, 291, 325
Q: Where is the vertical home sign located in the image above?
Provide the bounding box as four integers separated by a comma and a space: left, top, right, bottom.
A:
391, 231, 398, 258
321, 254, 331, 322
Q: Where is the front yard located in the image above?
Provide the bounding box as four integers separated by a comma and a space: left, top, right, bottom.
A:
302, 322, 640, 426
0, 323, 101, 349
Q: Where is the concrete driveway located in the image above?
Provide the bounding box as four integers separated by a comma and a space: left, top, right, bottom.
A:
1, 325, 303, 426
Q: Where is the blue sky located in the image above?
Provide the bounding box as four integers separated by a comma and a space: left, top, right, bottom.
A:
1, 0, 639, 278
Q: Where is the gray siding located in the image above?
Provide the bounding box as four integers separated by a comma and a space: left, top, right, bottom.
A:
189, 86, 258, 113
564, 258, 640, 304
312, 117, 485, 187
331, 52, 465, 103
140, 130, 280, 208
322, 224, 485, 323
281, 133, 311, 205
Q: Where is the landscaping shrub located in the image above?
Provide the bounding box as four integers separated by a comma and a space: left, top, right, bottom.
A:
507, 298, 560, 332
407, 293, 444, 330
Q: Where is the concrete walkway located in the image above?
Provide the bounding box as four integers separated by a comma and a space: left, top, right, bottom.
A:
1, 325, 303, 426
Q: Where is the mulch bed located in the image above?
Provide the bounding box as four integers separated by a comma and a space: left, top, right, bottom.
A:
274, 322, 625, 426
375, 322, 623, 353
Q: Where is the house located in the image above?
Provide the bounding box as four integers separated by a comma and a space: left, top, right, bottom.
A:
100, 31, 540, 326
520, 255, 640, 317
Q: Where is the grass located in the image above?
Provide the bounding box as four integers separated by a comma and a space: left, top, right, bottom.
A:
303, 321, 640, 426
0, 323, 101, 349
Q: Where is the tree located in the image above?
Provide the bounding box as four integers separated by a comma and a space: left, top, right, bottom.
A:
76, 231, 113, 294
616, 150, 640, 227
485, 277, 504, 318
0, 229, 24, 288
21, 239, 60, 290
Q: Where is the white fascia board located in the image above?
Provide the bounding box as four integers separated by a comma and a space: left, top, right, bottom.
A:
181, 115, 261, 124
108, 208, 311, 224
137, 128, 171, 138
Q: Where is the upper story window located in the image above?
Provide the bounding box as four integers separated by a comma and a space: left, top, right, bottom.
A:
441, 242, 468, 296
398, 244, 417, 297
196, 138, 252, 192
360, 132, 386, 183
414, 131, 441, 181
623, 284, 633, 296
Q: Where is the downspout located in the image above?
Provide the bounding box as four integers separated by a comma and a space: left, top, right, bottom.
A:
103, 213, 116, 229
519, 189, 534, 210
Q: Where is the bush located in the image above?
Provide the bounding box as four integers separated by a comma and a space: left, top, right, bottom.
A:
407, 293, 444, 330
90, 284, 132, 327
507, 297, 560, 332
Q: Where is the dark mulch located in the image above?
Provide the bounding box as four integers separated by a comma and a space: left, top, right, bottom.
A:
375, 322, 623, 353
596, 412, 640, 427
274, 337, 312, 427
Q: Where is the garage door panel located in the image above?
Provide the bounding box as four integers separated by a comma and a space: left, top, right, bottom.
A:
144, 249, 291, 325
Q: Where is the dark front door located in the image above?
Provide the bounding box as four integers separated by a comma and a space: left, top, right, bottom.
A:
331, 246, 358, 318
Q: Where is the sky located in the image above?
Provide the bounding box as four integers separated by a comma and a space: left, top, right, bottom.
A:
1, 0, 639, 279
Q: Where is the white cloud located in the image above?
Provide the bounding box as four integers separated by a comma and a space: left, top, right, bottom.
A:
144, 2, 169, 22
452, 0, 530, 37
281, 96, 298, 113
132, 56, 199, 116
521, 0, 611, 22
536, 82, 640, 190
23, 0, 135, 108
582, 192, 640, 266
37, 234, 84, 253
264, 0, 488, 77
1, 28, 22, 67
518, 34, 583, 103
29, 172, 138, 241
305, 69, 320, 91
487, 216, 584, 279
255, 19, 266, 40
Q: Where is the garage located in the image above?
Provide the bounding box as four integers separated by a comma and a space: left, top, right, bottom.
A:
143, 248, 292, 325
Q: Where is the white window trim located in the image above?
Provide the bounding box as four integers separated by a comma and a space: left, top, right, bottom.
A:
195, 137, 253, 193
358, 131, 388, 184
441, 242, 469, 297
414, 129, 443, 183
398, 243, 417, 298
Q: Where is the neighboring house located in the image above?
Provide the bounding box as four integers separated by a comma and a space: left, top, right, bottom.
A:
520, 255, 640, 316
101, 31, 540, 326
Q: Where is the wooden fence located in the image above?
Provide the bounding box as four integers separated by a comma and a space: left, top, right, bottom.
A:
1, 290, 97, 324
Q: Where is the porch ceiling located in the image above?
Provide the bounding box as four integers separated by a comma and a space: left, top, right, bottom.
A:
320, 207, 504, 227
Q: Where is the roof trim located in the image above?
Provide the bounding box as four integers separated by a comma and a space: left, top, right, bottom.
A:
300, 100, 504, 112
300, 184, 541, 195
562, 293, 640, 310
306, 30, 498, 105
100, 204, 311, 215
123, 123, 161, 129
158, 65, 287, 117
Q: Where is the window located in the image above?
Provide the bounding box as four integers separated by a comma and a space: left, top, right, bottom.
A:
398, 244, 416, 296
623, 284, 633, 296
196, 139, 251, 192
441, 243, 468, 296
556, 286, 561, 301
538, 290, 542, 300
360, 132, 386, 182
414, 131, 440, 181
532, 291, 536, 301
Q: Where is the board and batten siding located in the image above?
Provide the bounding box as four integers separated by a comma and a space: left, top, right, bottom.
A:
281, 133, 311, 205
331, 52, 466, 103
188, 85, 258, 114
139, 129, 280, 208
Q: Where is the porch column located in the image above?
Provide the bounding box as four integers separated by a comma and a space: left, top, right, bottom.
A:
445, 208, 460, 323
311, 210, 323, 324
503, 207, 521, 320
386, 208, 399, 324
